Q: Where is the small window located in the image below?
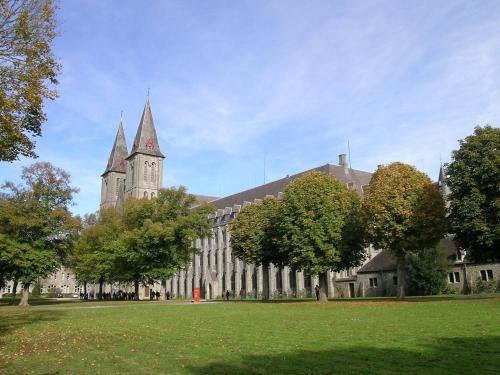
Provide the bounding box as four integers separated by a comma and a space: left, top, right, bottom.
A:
454, 272, 460, 283
151, 192, 155, 199
393, 276, 398, 285
487, 270, 493, 280
151, 163, 156, 182
143, 191, 148, 198
448, 272, 454, 283
369, 278, 378, 287
480, 270, 487, 281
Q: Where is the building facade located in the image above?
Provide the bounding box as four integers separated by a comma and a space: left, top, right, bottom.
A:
4, 101, 497, 300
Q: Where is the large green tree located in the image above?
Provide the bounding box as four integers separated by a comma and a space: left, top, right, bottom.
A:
277, 172, 365, 301
71, 208, 123, 299
446, 125, 499, 262
361, 162, 446, 299
0, 0, 61, 161
113, 187, 213, 299
0, 162, 78, 306
231, 197, 282, 300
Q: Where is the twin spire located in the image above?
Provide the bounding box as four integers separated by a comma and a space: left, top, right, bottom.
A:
103, 99, 164, 176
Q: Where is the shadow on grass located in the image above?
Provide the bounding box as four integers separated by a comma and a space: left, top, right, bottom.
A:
0, 297, 82, 307
216, 294, 499, 304
0, 309, 66, 339
187, 336, 500, 375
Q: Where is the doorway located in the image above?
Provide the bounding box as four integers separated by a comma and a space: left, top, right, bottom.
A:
144, 286, 150, 299
349, 283, 355, 298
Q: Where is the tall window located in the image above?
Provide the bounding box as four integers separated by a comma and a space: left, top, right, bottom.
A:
144, 161, 148, 181
143, 191, 148, 198
276, 268, 283, 292
116, 178, 120, 197
151, 162, 156, 182
252, 268, 257, 291
151, 192, 155, 199
241, 270, 246, 291
289, 269, 297, 290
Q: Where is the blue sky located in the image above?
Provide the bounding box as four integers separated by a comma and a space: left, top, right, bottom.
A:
1, 0, 499, 216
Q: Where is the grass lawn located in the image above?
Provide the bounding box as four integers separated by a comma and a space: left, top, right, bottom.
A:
0, 296, 499, 374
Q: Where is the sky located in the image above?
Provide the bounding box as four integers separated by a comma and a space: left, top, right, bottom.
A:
0, 0, 499, 216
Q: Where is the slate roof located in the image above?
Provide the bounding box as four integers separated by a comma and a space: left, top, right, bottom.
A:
127, 99, 165, 159
209, 163, 372, 210
102, 121, 128, 176
357, 236, 460, 274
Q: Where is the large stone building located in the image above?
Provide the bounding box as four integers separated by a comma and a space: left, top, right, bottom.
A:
3, 100, 497, 300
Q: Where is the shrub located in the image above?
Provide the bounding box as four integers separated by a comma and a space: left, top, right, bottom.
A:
471, 278, 497, 294
31, 285, 41, 297
408, 243, 449, 295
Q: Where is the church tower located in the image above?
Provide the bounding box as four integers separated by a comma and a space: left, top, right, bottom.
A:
100, 119, 129, 210
125, 99, 165, 199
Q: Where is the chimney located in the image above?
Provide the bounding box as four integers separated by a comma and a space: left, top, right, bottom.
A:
339, 154, 348, 167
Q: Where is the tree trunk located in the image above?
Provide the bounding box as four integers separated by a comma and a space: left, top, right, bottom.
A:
262, 263, 270, 300
98, 277, 104, 300
83, 282, 87, 299
318, 272, 329, 302
134, 280, 139, 300
18, 283, 30, 307
10, 277, 18, 305
397, 259, 406, 299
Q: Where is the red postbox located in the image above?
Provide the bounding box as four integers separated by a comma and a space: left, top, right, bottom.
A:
193, 288, 200, 302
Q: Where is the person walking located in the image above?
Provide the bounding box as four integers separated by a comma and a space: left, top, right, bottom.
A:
225, 290, 231, 301
315, 285, 320, 301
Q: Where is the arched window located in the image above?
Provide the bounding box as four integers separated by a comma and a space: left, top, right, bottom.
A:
252, 268, 257, 291
144, 161, 148, 181
143, 191, 148, 198
151, 192, 155, 199
116, 178, 120, 197
151, 162, 156, 182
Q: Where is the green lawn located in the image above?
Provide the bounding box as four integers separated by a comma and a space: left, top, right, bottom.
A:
0, 296, 499, 374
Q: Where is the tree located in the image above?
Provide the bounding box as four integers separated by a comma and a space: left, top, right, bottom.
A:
231, 197, 282, 300
360, 162, 446, 299
408, 242, 449, 295
113, 187, 213, 300
0, 0, 60, 161
277, 172, 365, 301
446, 125, 500, 262
0, 162, 78, 306
71, 208, 123, 300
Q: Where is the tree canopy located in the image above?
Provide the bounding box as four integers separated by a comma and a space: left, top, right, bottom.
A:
0, 162, 78, 306
446, 125, 499, 262
71, 208, 123, 299
0, 0, 60, 161
231, 197, 282, 299
113, 187, 213, 299
360, 162, 446, 298
277, 171, 365, 301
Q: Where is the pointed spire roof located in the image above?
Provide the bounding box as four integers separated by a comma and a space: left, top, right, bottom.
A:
127, 99, 165, 159
438, 163, 451, 196
102, 120, 128, 176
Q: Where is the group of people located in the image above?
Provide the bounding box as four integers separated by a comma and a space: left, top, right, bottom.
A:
149, 290, 161, 300
79, 291, 136, 300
